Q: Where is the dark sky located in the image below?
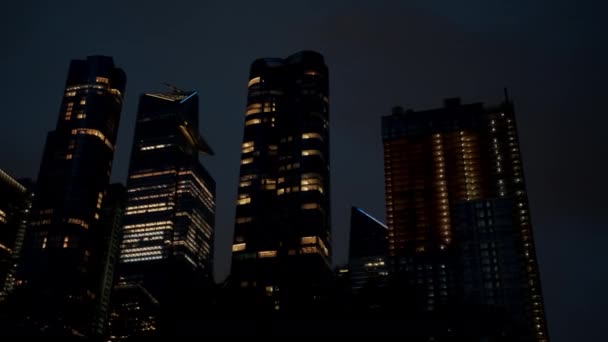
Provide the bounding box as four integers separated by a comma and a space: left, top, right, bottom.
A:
1, 0, 606, 340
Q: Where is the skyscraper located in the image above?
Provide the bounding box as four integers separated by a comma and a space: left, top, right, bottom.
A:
92, 183, 126, 336
13, 55, 126, 337
348, 207, 389, 295
110, 88, 215, 338
382, 97, 548, 340
230, 51, 331, 314
0, 169, 32, 302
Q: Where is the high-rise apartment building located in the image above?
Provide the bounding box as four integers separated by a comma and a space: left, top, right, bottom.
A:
14, 55, 126, 336
230, 51, 331, 314
110, 88, 215, 338
382, 97, 548, 341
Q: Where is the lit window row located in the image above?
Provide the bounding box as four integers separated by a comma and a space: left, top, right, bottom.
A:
301, 203, 319, 210
258, 250, 277, 258
241, 158, 254, 165
122, 255, 164, 263
130, 169, 176, 179
124, 220, 172, 229
277, 187, 300, 195
67, 217, 89, 229
302, 149, 322, 157
236, 217, 252, 224
31, 219, 51, 226
302, 132, 322, 140
232, 243, 246, 252
245, 118, 262, 126
125, 205, 172, 215
248, 77, 261, 87
237, 196, 251, 205
71, 128, 113, 150
140, 144, 172, 151
125, 202, 171, 211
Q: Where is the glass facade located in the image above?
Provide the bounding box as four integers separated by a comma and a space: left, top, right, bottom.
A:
110, 89, 215, 338
231, 51, 332, 313
0, 169, 32, 302
15, 55, 126, 336
348, 207, 389, 294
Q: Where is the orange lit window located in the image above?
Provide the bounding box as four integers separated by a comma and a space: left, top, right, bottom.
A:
232, 243, 246, 252
258, 250, 277, 258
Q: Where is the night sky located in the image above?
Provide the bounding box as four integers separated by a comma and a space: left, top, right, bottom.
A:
1, 0, 606, 340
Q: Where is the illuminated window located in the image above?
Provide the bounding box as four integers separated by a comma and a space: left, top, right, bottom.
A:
264, 184, 276, 190
80, 98, 86, 105
302, 132, 322, 140
63, 236, 69, 248
301, 173, 323, 193
241, 158, 254, 165
265, 286, 273, 295
245, 118, 262, 126
301, 203, 319, 210
76, 113, 86, 119
65, 154, 73, 160
248, 77, 261, 87
242, 146, 254, 154
258, 250, 277, 258
237, 196, 251, 205
140, 144, 171, 151
302, 149, 322, 156
242, 141, 254, 148
263, 102, 276, 113
65, 91, 77, 97
300, 236, 317, 245
130, 170, 176, 179
305, 70, 319, 76
245, 103, 262, 115
236, 217, 252, 224
42, 237, 47, 249
277, 188, 285, 195
67, 218, 89, 229
300, 246, 318, 254
71, 128, 113, 150
239, 180, 252, 187
232, 243, 246, 252
96, 76, 109, 84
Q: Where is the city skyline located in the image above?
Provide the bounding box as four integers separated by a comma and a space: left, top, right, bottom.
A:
1, 1, 606, 340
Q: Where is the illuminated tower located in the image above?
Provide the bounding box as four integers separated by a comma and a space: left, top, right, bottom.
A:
230, 51, 331, 313
16, 55, 126, 336
0, 169, 32, 302
382, 97, 549, 341
110, 88, 215, 338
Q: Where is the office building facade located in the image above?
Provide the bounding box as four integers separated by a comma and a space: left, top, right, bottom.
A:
110, 89, 215, 338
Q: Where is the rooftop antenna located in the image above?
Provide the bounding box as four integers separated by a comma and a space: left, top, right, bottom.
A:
163, 82, 184, 94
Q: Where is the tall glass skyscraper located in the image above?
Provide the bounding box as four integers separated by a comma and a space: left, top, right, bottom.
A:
110, 88, 215, 338
230, 51, 331, 314
15, 55, 126, 336
0, 169, 32, 302
382, 97, 549, 341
